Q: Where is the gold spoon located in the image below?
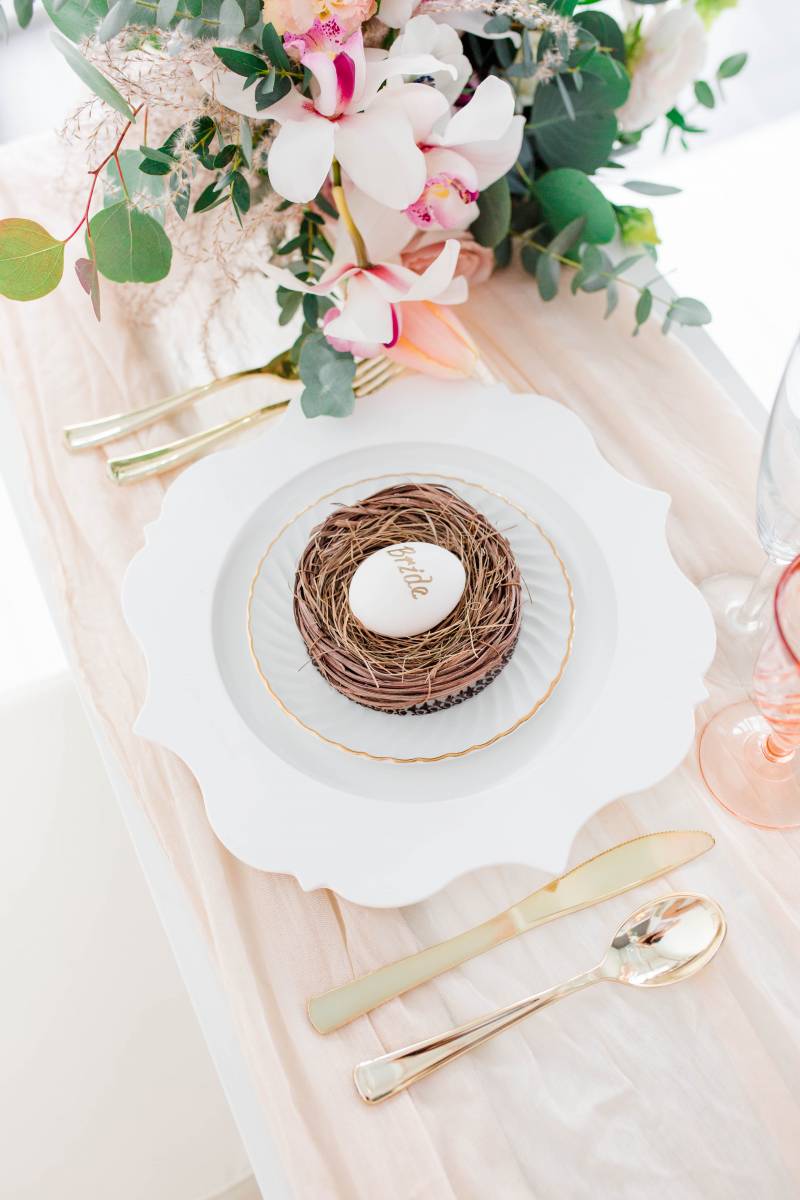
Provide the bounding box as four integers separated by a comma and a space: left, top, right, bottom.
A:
354, 893, 726, 1104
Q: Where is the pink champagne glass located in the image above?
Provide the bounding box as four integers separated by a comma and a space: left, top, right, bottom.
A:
701, 335, 800, 686
699, 554, 800, 828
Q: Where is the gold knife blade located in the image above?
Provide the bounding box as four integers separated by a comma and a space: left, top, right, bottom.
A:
307, 830, 714, 1034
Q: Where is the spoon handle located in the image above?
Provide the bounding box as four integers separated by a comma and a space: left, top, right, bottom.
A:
354, 969, 602, 1104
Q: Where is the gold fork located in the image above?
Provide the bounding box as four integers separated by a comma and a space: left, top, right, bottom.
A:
64, 355, 402, 484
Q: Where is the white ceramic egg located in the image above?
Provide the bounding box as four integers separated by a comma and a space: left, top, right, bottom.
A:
348, 541, 466, 638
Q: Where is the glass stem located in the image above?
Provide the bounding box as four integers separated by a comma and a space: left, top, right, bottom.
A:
763, 731, 797, 764
733, 557, 783, 632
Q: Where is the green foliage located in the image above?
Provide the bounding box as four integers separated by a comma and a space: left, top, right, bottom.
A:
51, 31, 133, 118
471, 177, 511, 248
42, 0, 107, 43
717, 51, 747, 79
623, 180, 681, 197
299, 332, 356, 419
529, 74, 619, 173
0, 219, 64, 301
75, 255, 101, 320
14, 0, 34, 28
88, 201, 172, 283
694, 80, 715, 109
534, 169, 615, 244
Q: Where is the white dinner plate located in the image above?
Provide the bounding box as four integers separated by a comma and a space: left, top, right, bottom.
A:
122, 380, 715, 907
247, 472, 574, 762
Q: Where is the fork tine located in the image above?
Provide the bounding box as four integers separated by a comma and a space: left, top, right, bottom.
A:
353, 355, 393, 386
355, 360, 404, 397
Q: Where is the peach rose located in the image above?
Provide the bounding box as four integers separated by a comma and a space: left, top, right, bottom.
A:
401, 231, 495, 285
264, 0, 375, 35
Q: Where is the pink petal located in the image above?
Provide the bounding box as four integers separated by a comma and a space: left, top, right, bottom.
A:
385, 300, 479, 379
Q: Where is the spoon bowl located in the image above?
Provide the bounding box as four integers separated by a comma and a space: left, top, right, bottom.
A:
603, 893, 727, 988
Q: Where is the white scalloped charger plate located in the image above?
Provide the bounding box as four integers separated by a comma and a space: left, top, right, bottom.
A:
247, 473, 574, 762
122, 380, 715, 908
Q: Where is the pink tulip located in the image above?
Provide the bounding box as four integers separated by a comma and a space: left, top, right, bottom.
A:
385, 301, 480, 380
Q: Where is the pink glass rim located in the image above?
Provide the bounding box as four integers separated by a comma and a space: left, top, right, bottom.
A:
773, 553, 800, 666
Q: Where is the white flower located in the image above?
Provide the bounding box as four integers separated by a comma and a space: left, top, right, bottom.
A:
388, 15, 471, 104
192, 28, 456, 208
617, 2, 708, 133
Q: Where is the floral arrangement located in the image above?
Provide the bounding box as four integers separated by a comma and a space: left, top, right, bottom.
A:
0, 0, 745, 416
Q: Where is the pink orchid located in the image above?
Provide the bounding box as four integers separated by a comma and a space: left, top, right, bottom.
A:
195, 26, 456, 209
263, 238, 466, 349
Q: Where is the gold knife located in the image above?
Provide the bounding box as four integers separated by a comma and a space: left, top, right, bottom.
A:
307, 830, 714, 1034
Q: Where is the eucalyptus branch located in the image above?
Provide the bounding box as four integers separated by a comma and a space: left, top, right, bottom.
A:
518, 234, 672, 308
63, 102, 144, 243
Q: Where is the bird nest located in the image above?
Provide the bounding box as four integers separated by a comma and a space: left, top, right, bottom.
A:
293, 482, 522, 714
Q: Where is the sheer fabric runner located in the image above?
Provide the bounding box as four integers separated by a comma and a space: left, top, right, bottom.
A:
2, 139, 799, 1199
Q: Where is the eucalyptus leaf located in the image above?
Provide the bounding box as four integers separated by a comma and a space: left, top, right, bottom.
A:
546, 215, 586, 257
693, 80, 715, 108
623, 180, 681, 196
520, 244, 540, 277
13, 0, 34, 28
239, 116, 253, 167
218, 0, 244, 41
0, 218, 65, 301
42, 0, 107, 42
51, 31, 133, 117
535, 168, 615, 243
299, 332, 356, 419
155, 0, 177, 23
575, 11, 625, 60
88, 201, 172, 283
470, 176, 511, 248
536, 253, 560, 302
75, 256, 101, 320
634, 287, 652, 330
717, 51, 747, 79
529, 74, 618, 173
97, 0, 134, 42
666, 296, 712, 326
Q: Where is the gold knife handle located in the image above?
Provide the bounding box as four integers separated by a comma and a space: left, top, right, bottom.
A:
308, 910, 520, 1034
353, 969, 600, 1104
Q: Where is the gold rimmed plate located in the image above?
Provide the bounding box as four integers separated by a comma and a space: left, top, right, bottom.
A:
247, 472, 574, 763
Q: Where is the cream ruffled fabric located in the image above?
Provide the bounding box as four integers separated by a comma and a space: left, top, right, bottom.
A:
2, 138, 799, 1199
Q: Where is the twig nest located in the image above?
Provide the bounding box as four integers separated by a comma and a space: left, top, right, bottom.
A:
293, 483, 523, 714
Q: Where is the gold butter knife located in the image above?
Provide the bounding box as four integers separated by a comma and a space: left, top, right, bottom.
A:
307, 830, 714, 1034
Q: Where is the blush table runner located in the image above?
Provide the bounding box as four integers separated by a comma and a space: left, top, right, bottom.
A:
2, 138, 800, 1199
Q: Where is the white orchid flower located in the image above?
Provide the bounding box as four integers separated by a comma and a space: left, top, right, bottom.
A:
337, 75, 523, 258
388, 15, 471, 104
194, 24, 456, 209
263, 238, 467, 348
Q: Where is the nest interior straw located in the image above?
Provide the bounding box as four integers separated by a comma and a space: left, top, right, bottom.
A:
293, 483, 522, 712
